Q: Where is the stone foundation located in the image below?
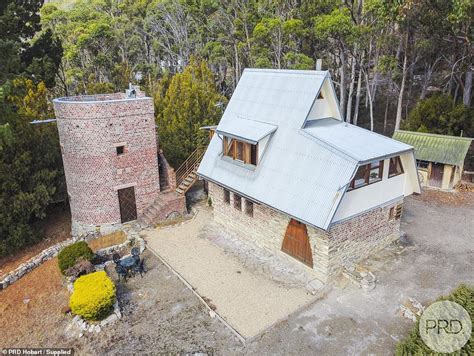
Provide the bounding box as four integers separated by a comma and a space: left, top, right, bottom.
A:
208, 181, 402, 282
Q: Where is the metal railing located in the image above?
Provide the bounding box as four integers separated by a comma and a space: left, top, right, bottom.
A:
175, 147, 205, 189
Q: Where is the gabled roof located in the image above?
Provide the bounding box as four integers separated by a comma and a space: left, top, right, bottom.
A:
393, 130, 472, 167
198, 69, 413, 230
216, 116, 277, 144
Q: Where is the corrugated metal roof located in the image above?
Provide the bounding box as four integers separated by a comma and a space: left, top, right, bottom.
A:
304, 118, 413, 162
393, 130, 472, 166
216, 116, 277, 144
198, 69, 413, 230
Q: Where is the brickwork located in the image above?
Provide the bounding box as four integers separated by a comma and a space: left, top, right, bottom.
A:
53, 91, 161, 236
208, 181, 402, 281
159, 150, 177, 190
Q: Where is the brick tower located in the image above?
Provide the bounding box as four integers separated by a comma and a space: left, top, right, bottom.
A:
53, 87, 185, 236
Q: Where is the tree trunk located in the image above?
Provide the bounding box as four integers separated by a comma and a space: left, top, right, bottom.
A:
395, 48, 408, 130
363, 69, 374, 131
346, 53, 356, 123
383, 94, 390, 134
353, 56, 364, 126
339, 49, 347, 119
463, 67, 472, 107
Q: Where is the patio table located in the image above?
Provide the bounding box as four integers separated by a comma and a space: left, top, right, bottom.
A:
120, 256, 136, 272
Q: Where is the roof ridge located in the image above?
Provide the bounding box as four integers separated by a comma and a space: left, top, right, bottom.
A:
244, 68, 328, 76
395, 130, 473, 141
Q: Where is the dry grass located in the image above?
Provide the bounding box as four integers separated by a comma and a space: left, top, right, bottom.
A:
87, 231, 127, 252
0, 208, 71, 279
0, 258, 69, 347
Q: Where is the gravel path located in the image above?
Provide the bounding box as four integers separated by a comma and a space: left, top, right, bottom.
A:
144, 206, 317, 340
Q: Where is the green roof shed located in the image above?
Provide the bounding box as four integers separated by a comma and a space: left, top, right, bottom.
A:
393, 130, 472, 167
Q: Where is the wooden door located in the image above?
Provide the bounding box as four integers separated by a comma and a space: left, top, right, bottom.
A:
281, 219, 313, 267
118, 187, 137, 223
429, 163, 444, 188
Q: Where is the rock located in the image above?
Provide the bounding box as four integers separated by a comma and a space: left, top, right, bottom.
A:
94, 325, 101, 333
114, 309, 122, 319
79, 333, 83, 338
305, 279, 323, 295
88, 324, 94, 333
61, 305, 72, 314
64, 259, 95, 279
209, 310, 216, 318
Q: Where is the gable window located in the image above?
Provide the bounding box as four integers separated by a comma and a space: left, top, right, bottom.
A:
116, 145, 125, 155
348, 160, 383, 191
245, 199, 254, 217
223, 189, 230, 205
389, 156, 404, 178
233, 193, 242, 210
223, 136, 258, 166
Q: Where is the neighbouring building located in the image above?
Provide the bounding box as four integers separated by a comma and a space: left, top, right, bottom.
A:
53, 87, 186, 236
393, 130, 473, 190
198, 69, 421, 282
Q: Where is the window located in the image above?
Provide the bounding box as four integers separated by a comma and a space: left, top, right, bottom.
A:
116, 145, 125, 155
368, 160, 383, 184
389, 156, 404, 177
222, 136, 258, 166
235, 141, 244, 161
417, 160, 429, 169
223, 189, 230, 205
390, 204, 403, 220
233, 193, 242, 210
245, 200, 254, 217
348, 160, 383, 190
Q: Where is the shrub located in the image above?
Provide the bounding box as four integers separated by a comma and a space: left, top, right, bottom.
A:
396, 284, 473, 355
69, 271, 116, 321
58, 241, 94, 274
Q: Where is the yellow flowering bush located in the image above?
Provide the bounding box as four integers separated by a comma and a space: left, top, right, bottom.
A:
69, 271, 116, 321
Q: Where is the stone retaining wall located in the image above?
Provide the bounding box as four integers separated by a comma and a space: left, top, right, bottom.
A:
208, 181, 402, 282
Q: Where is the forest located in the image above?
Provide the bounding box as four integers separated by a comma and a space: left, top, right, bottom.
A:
0, 0, 473, 256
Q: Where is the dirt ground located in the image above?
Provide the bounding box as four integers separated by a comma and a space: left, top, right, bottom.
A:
0, 190, 472, 355
0, 206, 70, 279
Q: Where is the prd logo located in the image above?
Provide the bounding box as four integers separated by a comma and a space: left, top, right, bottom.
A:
419, 300, 472, 353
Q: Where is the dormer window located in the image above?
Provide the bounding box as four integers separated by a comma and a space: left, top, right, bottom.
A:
223, 136, 258, 166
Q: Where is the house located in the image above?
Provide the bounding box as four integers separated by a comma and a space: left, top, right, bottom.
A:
197, 69, 421, 282
393, 130, 473, 190
52, 87, 186, 237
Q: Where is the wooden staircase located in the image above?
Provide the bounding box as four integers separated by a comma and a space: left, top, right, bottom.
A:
175, 147, 205, 195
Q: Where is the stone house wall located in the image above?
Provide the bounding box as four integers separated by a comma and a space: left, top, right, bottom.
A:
53, 93, 161, 236
208, 181, 402, 281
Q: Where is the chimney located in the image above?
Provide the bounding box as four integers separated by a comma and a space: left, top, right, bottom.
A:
316, 59, 322, 71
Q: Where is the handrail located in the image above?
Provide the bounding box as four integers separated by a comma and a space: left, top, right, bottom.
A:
175, 147, 205, 188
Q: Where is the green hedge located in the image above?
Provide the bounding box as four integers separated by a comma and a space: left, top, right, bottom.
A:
58, 241, 94, 274
69, 271, 116, 320
396, 284, 473, 355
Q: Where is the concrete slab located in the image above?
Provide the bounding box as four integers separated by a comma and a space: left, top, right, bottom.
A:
143, 207, 318, 340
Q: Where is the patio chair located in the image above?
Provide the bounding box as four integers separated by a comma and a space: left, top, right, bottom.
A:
131, 247, 140, 257
115, 264, 128, 282
112, 253, 121, 264
134, 258, 146, 277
